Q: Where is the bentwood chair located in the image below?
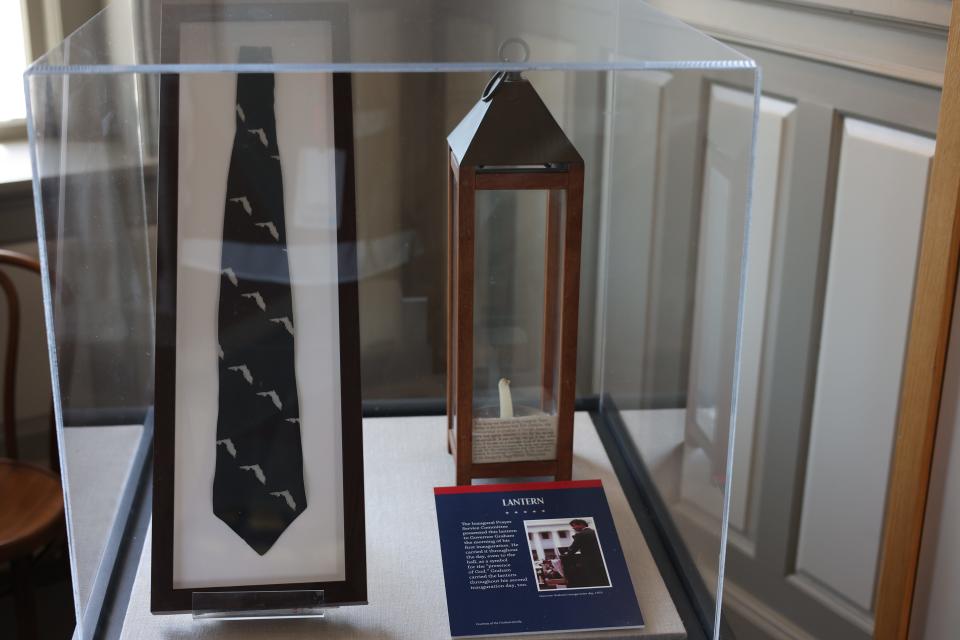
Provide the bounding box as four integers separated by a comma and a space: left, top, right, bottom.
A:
0, 249, 64, 640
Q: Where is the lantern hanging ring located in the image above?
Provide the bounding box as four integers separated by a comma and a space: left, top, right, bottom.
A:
483, 38, 530, 101
498, 37, 530, 64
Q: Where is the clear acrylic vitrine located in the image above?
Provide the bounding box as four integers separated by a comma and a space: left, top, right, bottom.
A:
25, 0, 759, 638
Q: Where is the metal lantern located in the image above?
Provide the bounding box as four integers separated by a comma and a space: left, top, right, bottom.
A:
446, 71, 584, 485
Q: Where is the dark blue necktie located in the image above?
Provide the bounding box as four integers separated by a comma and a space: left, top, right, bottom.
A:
212, 47, 307, 555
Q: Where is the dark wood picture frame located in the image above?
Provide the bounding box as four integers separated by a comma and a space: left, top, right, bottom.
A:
153, 2, 365, 613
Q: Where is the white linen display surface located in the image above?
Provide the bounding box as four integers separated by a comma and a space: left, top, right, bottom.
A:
120, 414, 686, 639
65, 425, 145, 613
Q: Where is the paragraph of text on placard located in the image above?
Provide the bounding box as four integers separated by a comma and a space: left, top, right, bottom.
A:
461, 520, 530, 591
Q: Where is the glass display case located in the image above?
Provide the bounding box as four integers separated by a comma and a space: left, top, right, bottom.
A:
24, 0, 759, 638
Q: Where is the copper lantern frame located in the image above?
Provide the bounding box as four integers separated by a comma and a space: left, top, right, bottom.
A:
445, 72, 584, 485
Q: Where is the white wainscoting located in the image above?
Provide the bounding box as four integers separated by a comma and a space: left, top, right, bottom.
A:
793, 0, 950, 27
646, 0, 948, 87
597, 70, 672, 399
794, 118, 934, 613
681, 86, 796, 540
726, 91, 796, 536
685, 84, 750, 473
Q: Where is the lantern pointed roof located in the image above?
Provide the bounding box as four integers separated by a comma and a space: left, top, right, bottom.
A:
447, 74, 583, 167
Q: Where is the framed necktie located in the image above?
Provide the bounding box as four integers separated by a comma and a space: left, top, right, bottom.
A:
153, 5, 365, 614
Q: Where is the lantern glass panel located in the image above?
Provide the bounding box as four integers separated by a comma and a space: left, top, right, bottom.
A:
470, 187, 565, 462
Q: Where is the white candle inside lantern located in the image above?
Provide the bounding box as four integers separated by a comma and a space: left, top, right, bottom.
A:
498, 377, 514, 419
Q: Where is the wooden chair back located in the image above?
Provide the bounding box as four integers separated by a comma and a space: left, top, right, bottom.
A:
0, 249, 53, 465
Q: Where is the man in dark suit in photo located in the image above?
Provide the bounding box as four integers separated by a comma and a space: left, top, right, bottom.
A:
559, 519, 610, 587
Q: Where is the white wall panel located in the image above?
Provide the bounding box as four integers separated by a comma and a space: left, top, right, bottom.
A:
686, 85, 748, 456
796, 0, 949, 27
795, 118, 934, 612
729, 92, 795, 534
597, 70, 671, 399
646, 0, 947, 86
681, 88, 795, 537
683, 84, 743, 523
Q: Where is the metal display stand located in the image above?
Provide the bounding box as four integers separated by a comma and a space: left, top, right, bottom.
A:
192, 590, 327, 620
